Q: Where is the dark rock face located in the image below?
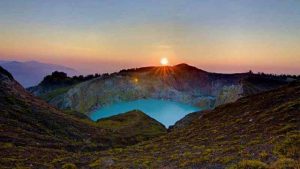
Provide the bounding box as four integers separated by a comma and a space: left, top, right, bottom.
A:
0, 66, 14, 80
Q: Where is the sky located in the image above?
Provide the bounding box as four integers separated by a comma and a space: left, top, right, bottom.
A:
0, 0, 299, 74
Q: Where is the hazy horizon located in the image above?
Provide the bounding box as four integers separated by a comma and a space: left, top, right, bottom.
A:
1, 0, 299, 74
1, 58, 300, 76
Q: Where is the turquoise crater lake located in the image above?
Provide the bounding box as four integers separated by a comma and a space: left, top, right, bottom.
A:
89, 99, 201, 127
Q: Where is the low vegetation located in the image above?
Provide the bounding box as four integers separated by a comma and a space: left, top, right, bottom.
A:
60, 81, 299, 168
0, 66, 299, 168
0, 67, 167, 168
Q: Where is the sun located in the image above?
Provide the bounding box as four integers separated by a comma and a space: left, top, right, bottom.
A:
160, 57, 169, 66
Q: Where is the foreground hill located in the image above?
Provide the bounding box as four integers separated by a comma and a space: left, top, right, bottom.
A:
36, 64, 290, 114
0, 67, 166, 168
97, 110, 167, 142
57, 81, 300, 168
0, 60, 78, 87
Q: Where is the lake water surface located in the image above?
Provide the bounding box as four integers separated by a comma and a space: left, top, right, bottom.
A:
89, 99, 201, 127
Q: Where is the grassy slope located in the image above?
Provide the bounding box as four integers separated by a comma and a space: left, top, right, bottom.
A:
0, 67, 167, 168
62, 82, 300, 169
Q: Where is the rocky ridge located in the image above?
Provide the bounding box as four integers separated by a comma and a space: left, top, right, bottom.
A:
38, 64, 289, 115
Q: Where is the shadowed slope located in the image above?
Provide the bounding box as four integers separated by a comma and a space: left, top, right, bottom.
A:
0, 66, 113, 150
0, 66, 166, 168
97, 110, 167, 142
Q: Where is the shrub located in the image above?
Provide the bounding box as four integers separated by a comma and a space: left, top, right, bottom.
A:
217, 156, 235, 164
259, 151, 269, 160
89, 159, 102, 168
228, 160, 268, 169
62, 163, 77, 169
1, 142, 14, 148
182, 152, 192, 158
270, 158, 299, 169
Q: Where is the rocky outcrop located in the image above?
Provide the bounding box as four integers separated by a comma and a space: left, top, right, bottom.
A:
214, 84, 243, 107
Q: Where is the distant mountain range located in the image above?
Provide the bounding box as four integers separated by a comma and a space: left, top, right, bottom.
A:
0, 60, 78, 87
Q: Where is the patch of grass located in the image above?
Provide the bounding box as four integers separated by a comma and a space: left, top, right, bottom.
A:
89, 159, 103, 168
62, 163, 77, 169
270, 158, 300, 169
1, 142, 14, 148
214, 156, 235, 164
227, 160, 268, 169
274, 132, 300, 158
259, 151, 269, 160
275, 124, 298, 134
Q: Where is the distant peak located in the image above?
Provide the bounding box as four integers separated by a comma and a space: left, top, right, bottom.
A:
174, 63, 206, 72
25, 60, 40, 64
174, 63, 191, 67
9, 61, 22, 64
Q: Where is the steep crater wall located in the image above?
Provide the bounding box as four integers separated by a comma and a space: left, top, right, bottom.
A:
31, 64, 290, 115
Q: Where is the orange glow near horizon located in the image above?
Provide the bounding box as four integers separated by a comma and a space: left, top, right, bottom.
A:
0, 1, 299, 75
1, 27, 299, 75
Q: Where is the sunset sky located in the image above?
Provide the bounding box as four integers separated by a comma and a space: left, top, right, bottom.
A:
0, 0, 299, 74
